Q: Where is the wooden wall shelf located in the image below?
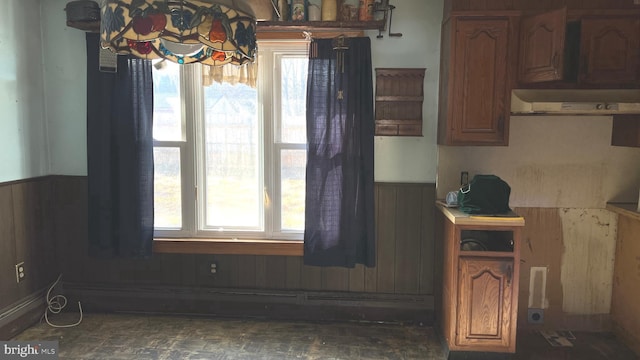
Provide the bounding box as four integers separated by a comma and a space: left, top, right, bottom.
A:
69, 20, 386, 34
375, 68, 426, 136
257, 20, 386, 32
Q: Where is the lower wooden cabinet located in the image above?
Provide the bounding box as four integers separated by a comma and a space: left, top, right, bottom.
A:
436, 204, 524, 354
457, 257, 515, 349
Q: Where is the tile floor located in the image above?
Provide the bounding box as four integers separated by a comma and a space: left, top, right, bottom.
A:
13, 313, 445, 359
12, 313, 639, 360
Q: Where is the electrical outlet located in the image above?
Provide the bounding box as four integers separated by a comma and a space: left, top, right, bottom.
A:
528, 308, 544, 324
15, 262, 25, 283
210, 262, 218, 274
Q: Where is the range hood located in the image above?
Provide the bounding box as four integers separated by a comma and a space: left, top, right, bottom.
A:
511, 89, 640, 115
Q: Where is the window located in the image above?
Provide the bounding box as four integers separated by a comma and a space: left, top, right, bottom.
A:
152, 41, 308, 241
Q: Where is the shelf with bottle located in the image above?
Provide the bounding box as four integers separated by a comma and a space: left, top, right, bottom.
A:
256, 19, 385, 32
68, 18, 386, 34
262, 0, 386, 32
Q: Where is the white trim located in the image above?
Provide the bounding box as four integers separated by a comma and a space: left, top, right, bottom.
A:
153, 41, 308, 241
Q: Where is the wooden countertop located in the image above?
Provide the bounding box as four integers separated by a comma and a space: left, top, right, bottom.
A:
436, 201, 525, 227
606, 203, 640, 222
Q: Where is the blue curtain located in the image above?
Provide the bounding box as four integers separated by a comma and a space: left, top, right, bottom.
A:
304, 37, 375, 267
86, 33, 154, 258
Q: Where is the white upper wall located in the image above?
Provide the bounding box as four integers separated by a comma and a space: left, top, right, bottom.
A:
14, 0, 640, 201
368, 0, 443, 183
39, 0, 443, 181
0, 0, 49, 182
42, 0, 87, 176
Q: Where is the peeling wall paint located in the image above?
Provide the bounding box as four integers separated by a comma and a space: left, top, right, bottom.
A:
514, 164, 606, 208
559, 209, 617, 315
437, 116, 638, 329
436, 116, 640, 207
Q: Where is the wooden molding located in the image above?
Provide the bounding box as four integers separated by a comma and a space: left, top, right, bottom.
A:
154, 238, 303, 256
257, 20, 384, 32
0, 175, 54, 187
257, 30, 363, 40
607, 203, 640, 221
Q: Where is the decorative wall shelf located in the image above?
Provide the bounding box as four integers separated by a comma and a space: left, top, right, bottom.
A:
375, 68, 426, 136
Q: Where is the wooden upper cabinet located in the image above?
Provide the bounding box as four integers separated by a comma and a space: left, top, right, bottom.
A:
447, 0, 639, 13
457, 257, 515, 350
611, 115, 640, 147
439, 17, 512, 146
518, 8, 567, 83
579, 17, 640, 85
518, 10, 640, 87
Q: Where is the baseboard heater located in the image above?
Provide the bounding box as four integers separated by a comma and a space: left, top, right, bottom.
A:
0, 289, 48, 340
63, 283, 434, 324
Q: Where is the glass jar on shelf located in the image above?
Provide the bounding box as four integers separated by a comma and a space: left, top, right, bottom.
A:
277, 0, 289, 21
358, 0, 373, 21
291, 0, 308, 21
321, 0, 338, 21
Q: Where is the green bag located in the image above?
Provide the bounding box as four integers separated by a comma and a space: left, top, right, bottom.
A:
457, 175, 511, 214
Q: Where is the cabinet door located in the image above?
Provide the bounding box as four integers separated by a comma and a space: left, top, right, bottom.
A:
580, 17, 640, 85
611, 114, 640, 148
457, 257, 514, 349
450, 18, 510, 145
518, 8, 567, 83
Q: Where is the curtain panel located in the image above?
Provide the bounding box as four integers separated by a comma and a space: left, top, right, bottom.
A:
86, 33, 154, 258
304, 37, 376, 268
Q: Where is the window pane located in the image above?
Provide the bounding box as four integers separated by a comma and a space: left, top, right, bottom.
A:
280, 57, 308, 144
154, 147, 182, 228
152, 61, 182, 141
203, 83, 260, 228
281, 149, 306, 231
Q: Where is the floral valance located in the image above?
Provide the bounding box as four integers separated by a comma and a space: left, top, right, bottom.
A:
100, 0, 256, 66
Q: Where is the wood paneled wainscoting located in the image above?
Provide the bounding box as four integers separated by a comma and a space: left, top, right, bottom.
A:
52, 177, 437, 324
0, 177, 58, 340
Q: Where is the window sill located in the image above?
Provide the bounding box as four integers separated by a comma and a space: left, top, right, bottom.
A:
153, 238, 303, 256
